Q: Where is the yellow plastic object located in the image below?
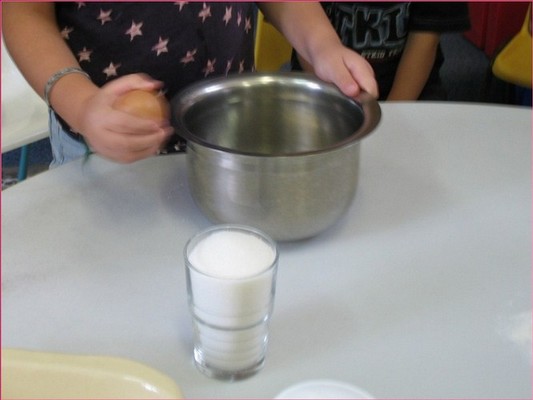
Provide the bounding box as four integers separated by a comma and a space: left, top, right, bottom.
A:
254, 12, 293, 72
1, 349, 183, 399
492, 5, 532, 88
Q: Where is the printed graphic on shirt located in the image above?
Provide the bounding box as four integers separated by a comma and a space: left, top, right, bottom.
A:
325, 2, 410, 63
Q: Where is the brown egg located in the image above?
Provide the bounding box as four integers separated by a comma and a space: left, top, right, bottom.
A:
113, 89, 170, 120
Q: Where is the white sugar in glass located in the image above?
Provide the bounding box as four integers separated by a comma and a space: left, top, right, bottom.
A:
184, 225, 278, 381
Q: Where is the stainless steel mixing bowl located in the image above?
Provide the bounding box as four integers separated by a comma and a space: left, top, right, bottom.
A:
172, 73, 381, 241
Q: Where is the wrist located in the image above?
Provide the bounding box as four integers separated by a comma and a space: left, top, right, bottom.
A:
44, 67, 90, 107
49, 73, 98, 135
305, 33, 343, 68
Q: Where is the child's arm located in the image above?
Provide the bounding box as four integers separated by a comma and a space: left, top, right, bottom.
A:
387, 31, 440, 101
259, 2, 378, 98
2, 2, 171, 163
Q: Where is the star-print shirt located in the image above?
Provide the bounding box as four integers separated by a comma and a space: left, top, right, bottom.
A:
57, 2, 255, 96
55, 2, 256, 151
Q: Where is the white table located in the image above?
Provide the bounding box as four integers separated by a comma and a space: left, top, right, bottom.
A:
2, 103, 531, 399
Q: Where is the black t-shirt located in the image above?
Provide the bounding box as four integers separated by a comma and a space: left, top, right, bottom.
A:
293, 2, 471, 100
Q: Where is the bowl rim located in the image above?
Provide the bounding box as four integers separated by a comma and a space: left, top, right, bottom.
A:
171, 72, 381, 157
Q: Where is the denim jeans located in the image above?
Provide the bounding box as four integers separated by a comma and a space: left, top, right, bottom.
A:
49, 109, 88, 168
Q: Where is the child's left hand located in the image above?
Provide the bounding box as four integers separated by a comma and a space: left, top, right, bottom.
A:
307, 41, 379, 99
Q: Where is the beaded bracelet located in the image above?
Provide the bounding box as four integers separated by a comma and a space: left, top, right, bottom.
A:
44, 67, 90, 108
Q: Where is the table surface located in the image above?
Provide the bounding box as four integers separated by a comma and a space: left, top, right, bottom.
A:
2, 102, 531, 399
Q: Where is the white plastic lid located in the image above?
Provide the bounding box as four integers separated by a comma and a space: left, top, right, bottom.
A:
275, 379, 373, 399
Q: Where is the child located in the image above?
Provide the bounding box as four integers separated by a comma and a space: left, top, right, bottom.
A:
2, 2, 378, 165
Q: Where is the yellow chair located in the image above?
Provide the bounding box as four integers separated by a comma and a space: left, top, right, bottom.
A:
492, 5, 532, 88
254, 12, 293, 72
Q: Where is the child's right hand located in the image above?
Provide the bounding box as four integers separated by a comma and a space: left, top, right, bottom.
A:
76, 74, 174, 164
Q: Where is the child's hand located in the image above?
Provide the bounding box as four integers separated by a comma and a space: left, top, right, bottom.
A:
77, 74, 173, 164
258, 2, 378, 100
310, 42, 379, 99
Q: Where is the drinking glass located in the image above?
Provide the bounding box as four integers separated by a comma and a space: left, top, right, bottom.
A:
184, 224, 279, 381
